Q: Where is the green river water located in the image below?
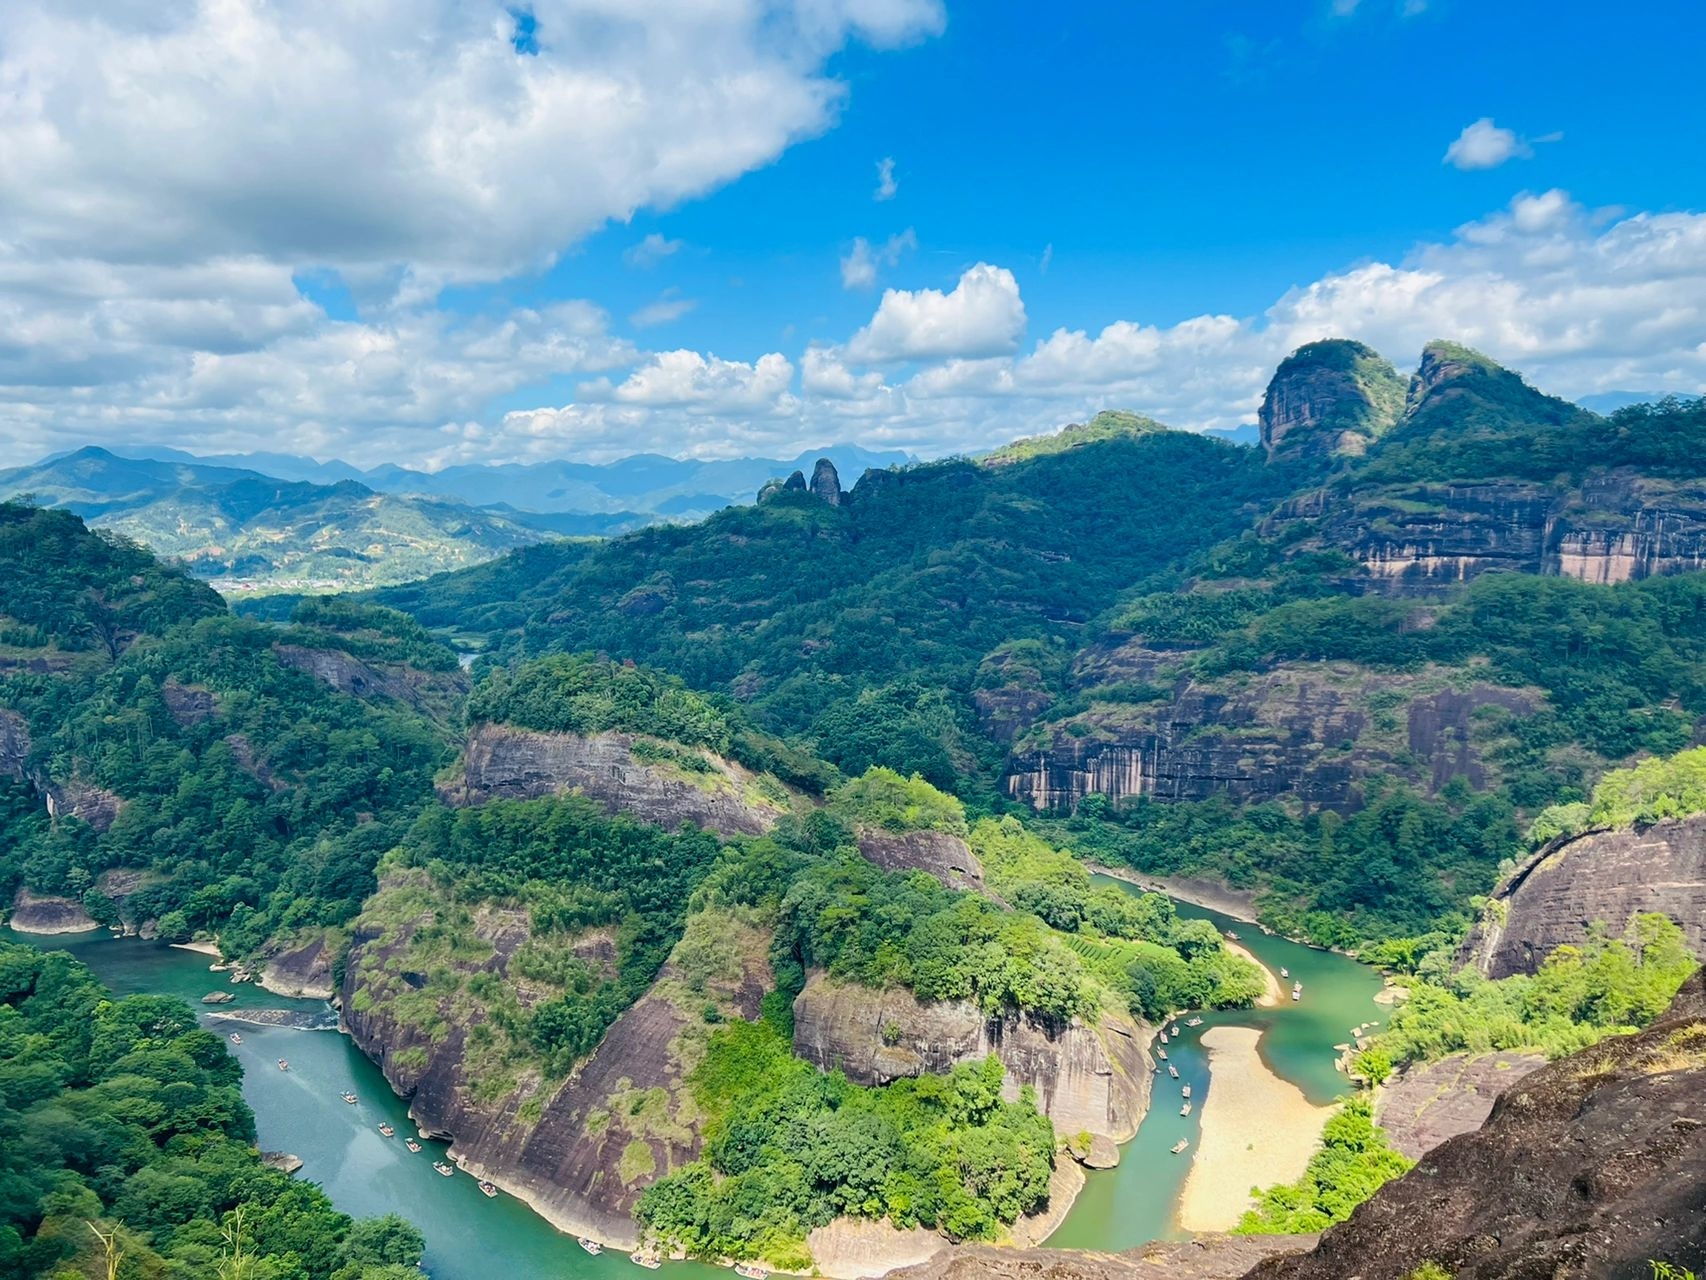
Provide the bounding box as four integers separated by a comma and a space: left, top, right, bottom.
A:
5, 879, 1381, 1274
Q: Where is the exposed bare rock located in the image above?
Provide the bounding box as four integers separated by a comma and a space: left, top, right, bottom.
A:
1006, 664, 1534, 813
882, 1235, 1315, 1280
448, 724, 784, 837
1245, 970, 1706, 1280
7, 888, 98, 934
1374, 1050, 1547, 1160
1258, 339, 1404, 463
812, 458, 845, 506
273, 642, 470, 712
161, 680, 216, 726
261, 1152, 304, 1175
224, 732, 286, 792
791, 973, 1151, 1144
855, 828, 985, 892
973, 687, 1055, 744
342, 891, 773, 1250
1460, 813, 1706, 978
261, 929, 342, 999
0, 709, 30, 778
44, 779, 123, 831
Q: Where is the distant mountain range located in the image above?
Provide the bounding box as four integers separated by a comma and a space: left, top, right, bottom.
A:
0, 443, 912, 593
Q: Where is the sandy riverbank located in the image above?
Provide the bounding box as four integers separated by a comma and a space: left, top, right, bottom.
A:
170, 940, 223, 958
1177, 1026, 1334, 1233
1225, 940, 1282, 1008
1086, 865, 1262, 925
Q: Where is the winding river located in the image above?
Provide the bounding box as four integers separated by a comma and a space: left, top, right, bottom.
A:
5, 882, 1380, 1275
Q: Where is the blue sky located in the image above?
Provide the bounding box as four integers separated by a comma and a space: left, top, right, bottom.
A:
0, 0, 1703, 467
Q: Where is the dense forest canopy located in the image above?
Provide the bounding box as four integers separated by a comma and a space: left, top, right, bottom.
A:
0, 941, 425, 1279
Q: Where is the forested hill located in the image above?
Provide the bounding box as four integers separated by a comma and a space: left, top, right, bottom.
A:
376, 339, 1706, 948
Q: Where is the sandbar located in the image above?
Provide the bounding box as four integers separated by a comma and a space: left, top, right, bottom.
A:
1177, 1026, 1334, 1232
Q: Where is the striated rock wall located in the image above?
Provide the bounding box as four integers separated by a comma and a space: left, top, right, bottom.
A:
791, 973, 1151, 1144
448, 724, 785, 837
45, 778, 123, 831
1271, 471, 1706, 595
1006, 664, 1534, 813
1245, 970, 1706, 1280
884, 1236, 1315, 1280
272, 643, 469, 712
1459, 813, 1706, 978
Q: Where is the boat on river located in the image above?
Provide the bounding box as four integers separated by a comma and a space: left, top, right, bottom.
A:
631, 1253, 662, 1270
1170, 1022, 1180, 1035
341, 1092, 358, 1104
1181, 1084, 1191, 1099
276, 1059, 288, 1071
405, 1140, 422, 1153
229, 1033, 242, 1044
1280, 967, 1289, 978
480, 1180, 498, 1198
1225, 930, 1240, 941
433, 1162, 454, 1177
379, 1124, 395, 1137
1171, 1139, 1189, 1154
1156, 1048, 1167, 1060
1158, 1032, 1168, 1044
1292, 981, 1303, 1002
1167, 1064, 1179, 1078
735, 1265, 768, 1280
1185, 1016, 1203, 1027
578, 1238, 603, 1256
1180, 1101, 1192, 1116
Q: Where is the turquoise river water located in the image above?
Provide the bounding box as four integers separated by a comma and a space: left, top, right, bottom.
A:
6, 878, 1380, 1274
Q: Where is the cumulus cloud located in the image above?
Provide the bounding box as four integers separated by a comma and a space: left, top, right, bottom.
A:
1444, 117, 1553, 170
874, 157, 899, 201
578, 350, 796, 414
0, 0, 945, 283
845, 264, 1029, 362
840, 229, 918, 289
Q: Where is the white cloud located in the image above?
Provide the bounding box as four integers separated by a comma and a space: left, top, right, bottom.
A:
625, 234, 685, 268
630, 294, 698, 328
845, 264, 1028, 362
875, 157, 899, 201
1445, 118, 1534, 170
0, 0, 945, 284
840, 229, 918, 289
578, 350, 797, 414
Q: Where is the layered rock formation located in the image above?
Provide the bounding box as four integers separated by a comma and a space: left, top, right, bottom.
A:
44, 778, 123, 831
7, 888, 98, 934
1459, 813, 1706, 978
1245, 969, 1706, 1279
0, 709, 29, 778
273, 643, 470, 712
1006, 662, 1534, 813
791, 974, 1150, 1145
812, 458, 844, 506
446, 725, 785, 837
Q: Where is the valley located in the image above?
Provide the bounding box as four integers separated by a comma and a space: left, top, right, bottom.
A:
3, 341, 1704, 1279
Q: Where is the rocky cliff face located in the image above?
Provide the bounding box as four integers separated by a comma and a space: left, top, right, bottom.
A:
854, 828, 986, 892
261, 929, 341, 999
1006, 661, 1535, 813
6, 888, 98, 934
791, 973, 1151, 1145
885, 1236, 1315, 1280
811, 458, 844, 506
1244, 969, 1706, 1280
1459, 813, 1706, 978
44, 778, 123, 831
343, 893, 773, 1247
272, 643, 470, 713
1272, 471, 1706, 594
448, 725, 785, 837
1373, 1050, 1547, 1161
1258, 339, 1405, 463
0, 709, 28, 778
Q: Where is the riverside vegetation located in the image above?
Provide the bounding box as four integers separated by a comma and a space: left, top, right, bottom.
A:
5, 340, 1706, 1270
